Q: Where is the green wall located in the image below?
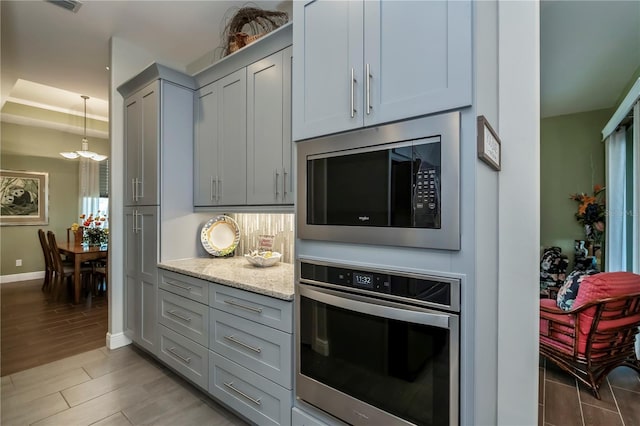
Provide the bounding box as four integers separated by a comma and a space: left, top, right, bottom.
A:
0, 154, 79, 276
540, 108, 612, 267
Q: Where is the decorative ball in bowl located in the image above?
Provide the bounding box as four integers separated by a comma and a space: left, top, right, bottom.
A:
244, 250, 282, 267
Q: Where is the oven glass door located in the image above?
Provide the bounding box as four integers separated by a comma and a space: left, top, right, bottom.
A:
297, 284, 458, 426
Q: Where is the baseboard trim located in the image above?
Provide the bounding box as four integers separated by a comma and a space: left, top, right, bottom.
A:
106, 332, 132, 350
0, 271, 45, 284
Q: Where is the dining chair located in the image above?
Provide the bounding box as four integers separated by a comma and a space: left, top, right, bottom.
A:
37, 229, 54, 291
91, 259, 108, 301
47, 231, 91, 301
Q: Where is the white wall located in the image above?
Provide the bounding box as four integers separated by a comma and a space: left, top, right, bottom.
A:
497, 2, 540, 424
107, 37, 156, 349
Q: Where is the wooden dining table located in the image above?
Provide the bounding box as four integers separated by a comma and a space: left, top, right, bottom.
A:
57, 242, 108, 304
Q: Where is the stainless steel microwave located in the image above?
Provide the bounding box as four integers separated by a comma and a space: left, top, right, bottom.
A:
297, 112, 460, 250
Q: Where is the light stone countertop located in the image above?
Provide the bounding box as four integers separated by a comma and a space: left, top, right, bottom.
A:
158, 257, 294, 301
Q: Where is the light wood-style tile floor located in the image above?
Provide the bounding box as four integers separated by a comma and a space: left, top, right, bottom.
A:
0, 345, 249, 426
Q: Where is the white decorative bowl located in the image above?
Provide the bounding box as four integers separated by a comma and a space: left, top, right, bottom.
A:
244, 251, 282, 267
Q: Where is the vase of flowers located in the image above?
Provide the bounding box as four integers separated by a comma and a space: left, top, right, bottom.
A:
570, 185, 606, 243
72, 212, 109, 247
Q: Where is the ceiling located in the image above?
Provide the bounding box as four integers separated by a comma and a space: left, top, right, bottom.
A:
0, 0, 290, 128
0, 0, 638, 133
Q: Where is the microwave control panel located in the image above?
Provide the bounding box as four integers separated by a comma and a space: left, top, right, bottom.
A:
414, 166, 440, 227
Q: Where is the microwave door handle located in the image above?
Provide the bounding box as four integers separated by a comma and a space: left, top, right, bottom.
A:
298, 284, 452, 330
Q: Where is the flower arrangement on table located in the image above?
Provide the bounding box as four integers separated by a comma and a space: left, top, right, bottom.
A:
71, 212, 109, 246
569, 184, 606, 242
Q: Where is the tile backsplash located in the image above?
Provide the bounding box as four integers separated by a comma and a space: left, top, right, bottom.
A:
229, 213, 295, 264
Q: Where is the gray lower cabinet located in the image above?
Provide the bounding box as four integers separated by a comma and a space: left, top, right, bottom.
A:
124, 206, 158, 354
210, 351, 291, 426
158, 289, 209, 347
157, 269, 293, 425
158, 325, 209, 390
210, 309, 292, 388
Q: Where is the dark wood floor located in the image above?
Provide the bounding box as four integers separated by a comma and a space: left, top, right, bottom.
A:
539, 356, 640, 426
1, 279, 108, 377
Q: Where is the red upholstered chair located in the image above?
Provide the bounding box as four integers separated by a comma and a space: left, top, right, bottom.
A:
539, 271, 640, 399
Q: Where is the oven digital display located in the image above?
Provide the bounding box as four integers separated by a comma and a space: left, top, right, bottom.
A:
353, 272, 374, 288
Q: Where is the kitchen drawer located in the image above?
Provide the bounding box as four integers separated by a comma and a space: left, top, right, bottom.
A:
159, 269, 209, 304
211, 309, 292, 389
157, 325, 208, 390
210, 284, 293, 333
158, 289, 209, 347
209, 351, 292, 426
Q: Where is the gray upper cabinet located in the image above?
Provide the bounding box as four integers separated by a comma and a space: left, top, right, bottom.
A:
194, 68, 247, 207
247, 47, 293, 205
292, 0, 472, 141
124, 81, 159, 206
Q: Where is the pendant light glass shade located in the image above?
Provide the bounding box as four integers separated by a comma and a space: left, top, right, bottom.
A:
60, 95, 107, 162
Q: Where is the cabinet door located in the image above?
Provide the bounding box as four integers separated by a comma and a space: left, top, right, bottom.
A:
282, 46, 293, 204
364, 0, 472, 126
292, 0, 364, 141
217, 69, 247, 205
124, 95, 140, 206
139, 82, 160, 205
123, 208, 138, 340
138, 206, 158, 353
247, 50, 285, 205
194, 85, 220, 206
123, 206, 158, 352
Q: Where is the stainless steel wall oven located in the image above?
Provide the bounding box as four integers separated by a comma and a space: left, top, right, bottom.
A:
297, 112, 460, 250
296, 260, 460, 425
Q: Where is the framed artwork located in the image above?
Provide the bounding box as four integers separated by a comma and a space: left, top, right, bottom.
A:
477, 115, 501, 171
0, 170, 49, 225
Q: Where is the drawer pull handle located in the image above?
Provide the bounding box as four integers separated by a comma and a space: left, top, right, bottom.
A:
224, 335, 262, 353
167, 347, 191, 364
168, 310, 192, 322
223, 299, 262, 314
166, 280, 192, 291
224, 381, 262, 406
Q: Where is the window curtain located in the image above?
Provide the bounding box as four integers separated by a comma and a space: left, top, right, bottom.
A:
78, 158, 101, 217
605, 128, 627, 272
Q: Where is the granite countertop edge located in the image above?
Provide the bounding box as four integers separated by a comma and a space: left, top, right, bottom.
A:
158, 257, 295, 301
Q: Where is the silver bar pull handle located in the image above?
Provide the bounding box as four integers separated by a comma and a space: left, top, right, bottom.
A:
366, 63, 372, 115
137, 178, 143, 200
168, 310, 192, 322
167, 347, 191, 364
224, 382, 261, 406
224, 299, 263, 314
224, 335, 262, 353
282, 168, 288, 200
210, 176, 215, 201
350, 68, 356, 118
165, 280, 193, 291
217, 178, 222, 201
275, 170, 280, 198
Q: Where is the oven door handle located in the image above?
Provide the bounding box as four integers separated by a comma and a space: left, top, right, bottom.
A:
298, 284, 454, 330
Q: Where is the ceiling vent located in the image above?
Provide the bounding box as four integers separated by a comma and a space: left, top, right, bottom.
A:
46, 0, 82, 13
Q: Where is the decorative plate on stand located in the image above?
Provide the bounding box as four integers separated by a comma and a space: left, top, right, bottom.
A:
200, 215, 240, 257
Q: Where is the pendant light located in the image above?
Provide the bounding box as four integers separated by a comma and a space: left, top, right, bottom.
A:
60, 95, 107, 161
